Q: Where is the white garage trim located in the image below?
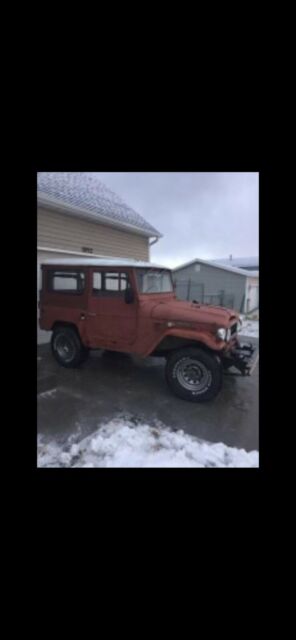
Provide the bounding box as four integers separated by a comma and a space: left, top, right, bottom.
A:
38, 246, 123, 260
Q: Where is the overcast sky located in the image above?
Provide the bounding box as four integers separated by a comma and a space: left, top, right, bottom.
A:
96, 172, 259, 268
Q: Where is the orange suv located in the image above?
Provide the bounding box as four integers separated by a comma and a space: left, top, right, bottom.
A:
39, 259, 258, 402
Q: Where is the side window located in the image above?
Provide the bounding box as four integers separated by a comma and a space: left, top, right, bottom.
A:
105, 273, 120, 292
93, 272, 102, 294
49, 271, 85, 293
92, 272, 130, 296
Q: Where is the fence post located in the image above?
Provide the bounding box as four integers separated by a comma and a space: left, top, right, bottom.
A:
240, 294, 245, 313
187, 279, 191, 301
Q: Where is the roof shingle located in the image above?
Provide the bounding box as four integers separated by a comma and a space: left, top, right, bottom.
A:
37, 172, 161, 238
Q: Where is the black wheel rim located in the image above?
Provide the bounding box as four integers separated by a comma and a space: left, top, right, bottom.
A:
54, 334, 75, 363
176, 357, 211, 392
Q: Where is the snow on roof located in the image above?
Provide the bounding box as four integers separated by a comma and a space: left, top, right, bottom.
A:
173, 257, 259, 277
41, 258, 167, 269
37, 172, 162, 238
212, 256, 259, 269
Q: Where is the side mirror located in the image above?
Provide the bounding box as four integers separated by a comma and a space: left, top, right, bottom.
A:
125, 287, 135, 304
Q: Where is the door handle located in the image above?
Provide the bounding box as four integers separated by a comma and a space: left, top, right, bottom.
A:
87, 312, 97, 317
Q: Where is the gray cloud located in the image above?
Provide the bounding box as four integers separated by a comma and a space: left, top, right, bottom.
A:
96, 172, 259, 268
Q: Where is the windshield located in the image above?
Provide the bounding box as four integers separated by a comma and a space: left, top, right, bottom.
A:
136, 269, 173, 294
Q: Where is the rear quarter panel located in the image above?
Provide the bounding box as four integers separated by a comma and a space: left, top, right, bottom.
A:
39, 266, 89, 343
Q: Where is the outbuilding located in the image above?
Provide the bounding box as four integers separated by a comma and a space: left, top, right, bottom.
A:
173, 258, 259, 313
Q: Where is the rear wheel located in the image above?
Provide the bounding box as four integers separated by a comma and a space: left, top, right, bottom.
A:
51, 327, 89, 368
165, 347, 223, 402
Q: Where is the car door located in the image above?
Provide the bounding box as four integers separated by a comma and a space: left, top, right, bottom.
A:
86, 269, 137, 350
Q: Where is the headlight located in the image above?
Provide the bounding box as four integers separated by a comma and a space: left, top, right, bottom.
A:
217, 328, 227, 340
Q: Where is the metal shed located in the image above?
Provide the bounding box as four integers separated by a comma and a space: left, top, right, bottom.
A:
173, 258, 259, 313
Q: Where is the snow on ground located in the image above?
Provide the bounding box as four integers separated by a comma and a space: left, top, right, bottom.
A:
37, 419, 259, 468
240, 318, 259, 338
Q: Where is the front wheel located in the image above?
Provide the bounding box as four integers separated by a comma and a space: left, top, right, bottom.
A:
165, 347, 223, 402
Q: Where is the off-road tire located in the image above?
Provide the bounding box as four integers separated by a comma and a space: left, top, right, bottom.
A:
51, 327, 89, 368
165, 347, 223, 402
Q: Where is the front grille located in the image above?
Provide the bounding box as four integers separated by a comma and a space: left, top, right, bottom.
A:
231, 323, 237, 335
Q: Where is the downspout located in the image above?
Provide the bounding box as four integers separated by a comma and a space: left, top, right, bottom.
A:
149, 237, 159, 247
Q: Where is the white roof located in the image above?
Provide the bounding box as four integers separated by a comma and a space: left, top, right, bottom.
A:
41, 258, 168, 269
173, 257, 259, 278
212, 256, 259, 269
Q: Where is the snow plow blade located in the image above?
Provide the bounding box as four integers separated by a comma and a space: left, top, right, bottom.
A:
225, 342, 259, 376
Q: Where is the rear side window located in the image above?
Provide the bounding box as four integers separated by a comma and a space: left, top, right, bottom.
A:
48, 271, 85, 293
93, 272, 102, 293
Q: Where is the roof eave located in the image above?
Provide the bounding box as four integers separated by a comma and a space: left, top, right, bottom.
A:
37, 192, 162, 239
173, 257, 258, 277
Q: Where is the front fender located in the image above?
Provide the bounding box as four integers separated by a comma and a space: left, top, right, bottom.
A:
143, 327, 225, 357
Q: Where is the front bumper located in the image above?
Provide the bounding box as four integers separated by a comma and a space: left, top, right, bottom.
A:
223, 340, 259, 376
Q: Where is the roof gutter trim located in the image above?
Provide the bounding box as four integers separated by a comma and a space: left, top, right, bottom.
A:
173, 257, 259, 277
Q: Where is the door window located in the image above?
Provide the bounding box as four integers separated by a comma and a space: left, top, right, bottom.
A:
92, 272, 129, 296
105, 273, 121, 292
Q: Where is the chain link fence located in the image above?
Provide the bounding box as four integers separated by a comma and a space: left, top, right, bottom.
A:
175, 279, 235, 309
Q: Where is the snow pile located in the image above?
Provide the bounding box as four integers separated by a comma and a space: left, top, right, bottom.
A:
37, 419, 259, 468
240, 318, 259, 338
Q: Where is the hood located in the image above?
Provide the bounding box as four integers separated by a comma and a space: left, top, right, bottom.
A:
145, 298, 239, 327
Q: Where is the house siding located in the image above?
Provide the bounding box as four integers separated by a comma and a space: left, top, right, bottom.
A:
37, 206, 150, 261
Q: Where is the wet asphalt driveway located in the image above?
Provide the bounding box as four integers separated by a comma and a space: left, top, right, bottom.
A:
37, 336, 259, 452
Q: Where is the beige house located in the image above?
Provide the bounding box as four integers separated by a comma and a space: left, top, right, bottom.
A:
37, 172, 162, 343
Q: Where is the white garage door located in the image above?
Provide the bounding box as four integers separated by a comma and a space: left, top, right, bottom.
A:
246, 284, 259, 313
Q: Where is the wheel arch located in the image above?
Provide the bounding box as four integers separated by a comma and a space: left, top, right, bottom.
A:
51, 321, 82, 341
146, 327, 223, 358
149, 334, 217, 358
